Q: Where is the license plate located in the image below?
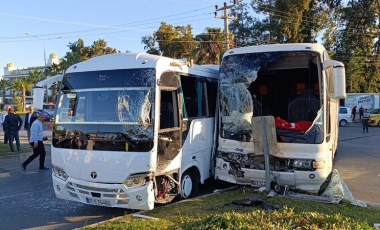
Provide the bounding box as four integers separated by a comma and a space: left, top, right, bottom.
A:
86, 197, 112, 207
251, 180, 266, 187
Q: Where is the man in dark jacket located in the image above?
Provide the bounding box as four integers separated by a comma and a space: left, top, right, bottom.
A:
24, 106, 37, 141
1, 105, 12, 144
3, 107, 23, 152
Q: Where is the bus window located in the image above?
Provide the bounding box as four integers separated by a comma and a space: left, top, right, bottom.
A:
160, 90, 179, 129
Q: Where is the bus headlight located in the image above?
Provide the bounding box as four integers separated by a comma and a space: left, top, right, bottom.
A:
292, 159, 325, 170
124, 173, 148, 188
53, 166, 68, 181
292, 159, 313, 170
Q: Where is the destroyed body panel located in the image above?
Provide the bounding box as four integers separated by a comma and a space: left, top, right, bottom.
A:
51, 53, 218, 210
215, 43, 345, 191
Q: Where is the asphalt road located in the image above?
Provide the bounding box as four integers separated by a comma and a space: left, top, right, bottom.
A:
333, 122, 380, 206
0, 127, 130, 230
0, 122, 379, 229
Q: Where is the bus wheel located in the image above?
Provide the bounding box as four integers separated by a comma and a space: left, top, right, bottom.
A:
180, 170, 199, 199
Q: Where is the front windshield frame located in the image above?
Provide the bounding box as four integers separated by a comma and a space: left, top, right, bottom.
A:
219, 51, 324, 144
53, 68, 156, 152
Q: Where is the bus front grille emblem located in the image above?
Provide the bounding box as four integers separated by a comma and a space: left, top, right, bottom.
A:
91, 171, 97, 179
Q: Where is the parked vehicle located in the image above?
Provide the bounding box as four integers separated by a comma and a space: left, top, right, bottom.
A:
339, 106, 352, 127
50, 53, 219, 210
215, 43, 346, 191
369, 108, 380, 127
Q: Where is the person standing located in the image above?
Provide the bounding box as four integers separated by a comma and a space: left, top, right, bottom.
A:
351, 105, 357, 122
1, 105, 11, 144
21, 113, 49, 171
362, 109, 370, 133
24, 106, 37, 141
359, 105, 364, 122
3, 107, 23, 152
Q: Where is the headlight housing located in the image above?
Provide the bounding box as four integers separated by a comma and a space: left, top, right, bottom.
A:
292, 159, 325, 170
292, 159, 313, 170
52, 165, 68, 181
123, 173, 149, 188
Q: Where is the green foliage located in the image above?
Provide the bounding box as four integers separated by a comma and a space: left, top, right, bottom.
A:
230, 1, 267, 46
141, 35, 160, 55
0, 141, 32, 156
250, 0, 333, 43
193, 27, 225, 64
58, 38, 119, 73
84, 187, 380, 230
154, 22, 198, 59
181, 208, 370, 230
331, 0, 380, 93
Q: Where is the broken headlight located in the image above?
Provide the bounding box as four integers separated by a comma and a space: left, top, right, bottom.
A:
124, 173, 149, 188
292, 159, 314, 170
53, 165, 68, 181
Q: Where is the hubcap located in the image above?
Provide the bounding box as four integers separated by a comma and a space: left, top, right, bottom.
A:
181, 175, 192, 198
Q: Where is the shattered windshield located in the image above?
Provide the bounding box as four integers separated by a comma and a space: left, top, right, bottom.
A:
53, 68, 155, 151
219, 52, 283, 141
219, 51, 323, 144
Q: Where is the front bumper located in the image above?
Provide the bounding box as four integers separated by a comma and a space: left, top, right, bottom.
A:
52, 176, 155, 210
214, 158, 329, 191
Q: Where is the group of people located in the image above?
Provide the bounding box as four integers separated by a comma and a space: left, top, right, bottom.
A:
351, 105, 371, 133
0, 105, 49, 171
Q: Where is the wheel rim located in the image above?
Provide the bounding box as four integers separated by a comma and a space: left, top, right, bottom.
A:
340, 120, 347, 127
181, 174, 193, 199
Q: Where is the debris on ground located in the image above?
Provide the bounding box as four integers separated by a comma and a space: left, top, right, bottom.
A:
132, 213, 159, 220
227, 196, 282, 211
318, 169, 367, 207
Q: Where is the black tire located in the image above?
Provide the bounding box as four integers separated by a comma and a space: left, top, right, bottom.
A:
339, 119, 348, 127
180, 170, 199, 199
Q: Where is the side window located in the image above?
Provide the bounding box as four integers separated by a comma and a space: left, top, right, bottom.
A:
160, 90, 179, 129
181, 76, 208, 118
206, 80, 217, 117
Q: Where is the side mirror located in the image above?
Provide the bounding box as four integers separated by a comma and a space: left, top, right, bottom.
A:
323, 60, 346, 99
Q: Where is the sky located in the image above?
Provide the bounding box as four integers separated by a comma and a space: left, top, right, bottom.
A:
0, 0, 232, 77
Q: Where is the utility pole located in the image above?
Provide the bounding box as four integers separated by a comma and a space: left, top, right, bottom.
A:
215, 1, 238, 49
25, 32, 48, 103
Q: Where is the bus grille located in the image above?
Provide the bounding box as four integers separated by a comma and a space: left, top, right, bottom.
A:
66, 182, 129, 200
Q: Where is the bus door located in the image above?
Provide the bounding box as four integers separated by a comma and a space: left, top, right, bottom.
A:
157, 72, 182, 174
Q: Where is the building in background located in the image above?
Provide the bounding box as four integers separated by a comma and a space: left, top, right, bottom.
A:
1, 53, 60, 106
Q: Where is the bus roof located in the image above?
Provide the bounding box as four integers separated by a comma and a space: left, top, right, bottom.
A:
66, 53, 167, 73
224, 43, 326, 57
65, 53, 219, 79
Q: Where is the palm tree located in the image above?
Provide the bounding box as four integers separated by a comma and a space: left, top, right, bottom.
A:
11, 77, 34, 112
28, 69, 45, 85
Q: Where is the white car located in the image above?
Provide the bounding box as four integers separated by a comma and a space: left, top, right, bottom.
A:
339, 106, 352, 127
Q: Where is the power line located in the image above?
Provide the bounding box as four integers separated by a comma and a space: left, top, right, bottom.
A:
0, 6, 216, 41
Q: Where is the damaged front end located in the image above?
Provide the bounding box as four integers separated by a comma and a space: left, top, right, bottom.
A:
216, 50, 329, 191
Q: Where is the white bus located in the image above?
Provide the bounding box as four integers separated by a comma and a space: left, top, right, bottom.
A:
51, 53, 218, 210
215, 43, 346, 191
